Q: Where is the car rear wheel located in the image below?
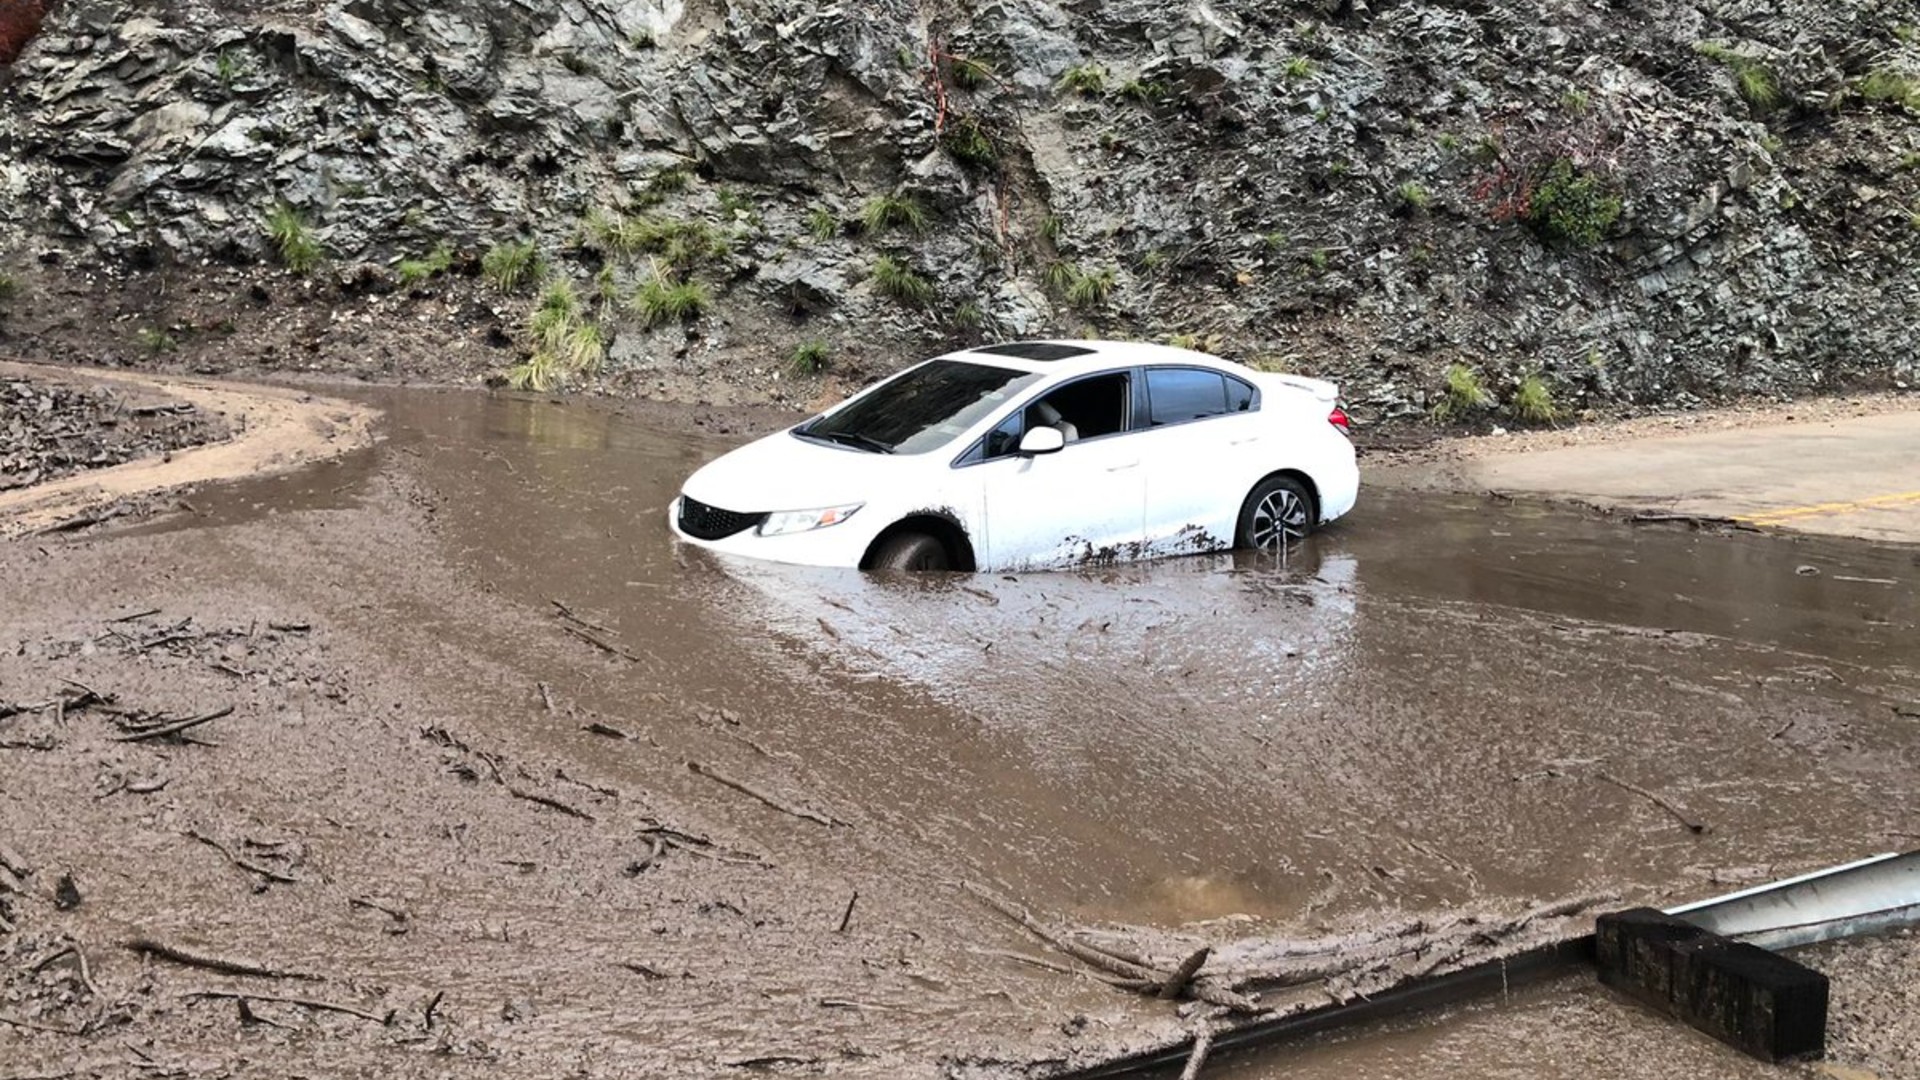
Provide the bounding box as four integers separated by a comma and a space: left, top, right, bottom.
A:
1237, 476, 1315, 551
870, 530, 951, 572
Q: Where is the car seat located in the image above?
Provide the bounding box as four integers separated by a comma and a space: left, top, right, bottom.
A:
1032, 399, 1079, 443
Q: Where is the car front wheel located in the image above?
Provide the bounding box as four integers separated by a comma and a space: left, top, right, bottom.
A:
870, 530, 951, 572
1237, 476, 1315, 551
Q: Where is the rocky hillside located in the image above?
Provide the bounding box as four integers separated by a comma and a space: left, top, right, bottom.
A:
1, 0, 1917, 422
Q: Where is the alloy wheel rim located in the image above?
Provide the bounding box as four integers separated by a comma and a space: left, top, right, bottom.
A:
1250, 490, 1308, 550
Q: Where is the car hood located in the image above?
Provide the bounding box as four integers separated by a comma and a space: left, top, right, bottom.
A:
681, 429, 918, 513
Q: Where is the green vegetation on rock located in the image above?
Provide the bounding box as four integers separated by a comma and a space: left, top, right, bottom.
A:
264, 203, 322, 274
1433, 363, 1493, 421
1526, 159, 1622, 248
482, 240, 543, 294
1510, 373, 1558, 425
789, 339, 829, 376
872, 255, 933, 306
860, 193, 929, 235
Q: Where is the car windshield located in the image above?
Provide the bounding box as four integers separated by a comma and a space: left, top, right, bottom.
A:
797, 360, 1042, 455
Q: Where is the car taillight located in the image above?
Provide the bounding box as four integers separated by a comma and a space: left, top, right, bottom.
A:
1328, 406, 1352, 434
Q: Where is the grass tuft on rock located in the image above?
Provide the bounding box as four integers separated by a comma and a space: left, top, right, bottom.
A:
482, 240, 544, 294
860, 193, 929, 235
265, 203, 322, 274
397, 244, 454, 287
1510, 373, 1558, 425
631, 271, 710, 329
872, 255, 933, 306
1525, 159, 1622, 248
1433, 363, 1494, 421
789, 339, 830, 376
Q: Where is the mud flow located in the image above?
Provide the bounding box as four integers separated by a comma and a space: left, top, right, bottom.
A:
6, 387, 1917, 1079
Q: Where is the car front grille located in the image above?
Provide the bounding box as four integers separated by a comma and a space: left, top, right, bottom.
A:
678, 496, 767, 541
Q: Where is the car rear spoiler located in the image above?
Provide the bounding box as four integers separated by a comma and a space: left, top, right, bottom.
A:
1259, 372, 1339, 403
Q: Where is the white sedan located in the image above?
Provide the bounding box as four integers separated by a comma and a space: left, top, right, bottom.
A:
669, 340, 1358, 571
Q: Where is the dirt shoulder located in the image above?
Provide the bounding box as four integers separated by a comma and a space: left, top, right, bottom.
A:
0, 361, 378, 537
1366, 390, 1920, 546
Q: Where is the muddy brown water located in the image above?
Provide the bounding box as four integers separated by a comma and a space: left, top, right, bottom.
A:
37, 386, 1920, 1078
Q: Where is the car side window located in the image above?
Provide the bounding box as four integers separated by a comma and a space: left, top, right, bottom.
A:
1225, 375, 1257, 413
973, 371, 1133, 462
1145, 368, 1229, 426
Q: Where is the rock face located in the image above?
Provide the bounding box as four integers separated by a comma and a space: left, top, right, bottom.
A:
1, 0, 1917, 416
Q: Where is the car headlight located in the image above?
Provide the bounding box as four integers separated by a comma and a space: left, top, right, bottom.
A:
757, 503, 864, 537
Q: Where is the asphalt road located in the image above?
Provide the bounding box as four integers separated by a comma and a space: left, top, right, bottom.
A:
1456, 410, 1920, 545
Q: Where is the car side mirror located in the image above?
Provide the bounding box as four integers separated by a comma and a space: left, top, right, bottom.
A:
1018, 426, 1066, 456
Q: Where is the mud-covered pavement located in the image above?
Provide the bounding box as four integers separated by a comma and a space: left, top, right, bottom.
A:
3, 386, 1918, 1079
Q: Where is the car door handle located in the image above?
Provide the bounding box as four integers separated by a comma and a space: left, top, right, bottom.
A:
1107, 460, 1140, 472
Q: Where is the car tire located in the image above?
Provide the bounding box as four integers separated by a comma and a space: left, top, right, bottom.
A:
870, 531, 951, 572
1236, 475, 1316, 552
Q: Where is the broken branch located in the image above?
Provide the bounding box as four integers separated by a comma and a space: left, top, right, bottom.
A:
185, 989, 392, 1026
111, 706, 233, 743
686, 760, 844, 827
125, 937, 318, 980
1595, 771, 1709, 834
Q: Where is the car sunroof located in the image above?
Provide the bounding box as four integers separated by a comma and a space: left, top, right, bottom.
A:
971, 342, 1097, 361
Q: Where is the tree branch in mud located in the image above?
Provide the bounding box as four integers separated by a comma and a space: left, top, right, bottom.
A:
1594, 771, 1709, 834
185, 989, 393, 1026
686, 760, 845, 828
184, 826, 299, 884
124, 937, 319, 981
960, 882, 1262, 1014
110, 705, 233, 743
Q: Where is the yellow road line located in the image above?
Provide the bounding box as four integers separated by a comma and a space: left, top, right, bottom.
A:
1738, 490, 1920, 526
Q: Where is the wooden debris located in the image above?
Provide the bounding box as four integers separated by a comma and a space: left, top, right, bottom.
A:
505, 785, 594, 821
1159, 947, 1211, 1000
185, 827, 298, 884
561, 624, 642, 663
537, 682, 556, 713
111, 705, 233, 743
1596, 771, 1710, 834
185, 989, 392, 1026
1178, 1026, 1214, 1080
836, 890, 859, 933
550, 599, 615, 635
125, 936, 318, 980
686, 760, 844, 827
582, 721, 633, 739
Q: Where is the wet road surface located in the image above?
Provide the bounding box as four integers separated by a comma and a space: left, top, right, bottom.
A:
8, 385, 1918, 1078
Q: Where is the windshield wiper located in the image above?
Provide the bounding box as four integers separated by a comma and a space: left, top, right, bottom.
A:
810, 429, 894, 454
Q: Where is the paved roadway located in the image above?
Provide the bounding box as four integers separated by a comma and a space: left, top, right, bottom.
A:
1457, 410, 1920, 545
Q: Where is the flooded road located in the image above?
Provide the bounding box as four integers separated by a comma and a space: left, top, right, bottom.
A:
7, 384, 1918, 1079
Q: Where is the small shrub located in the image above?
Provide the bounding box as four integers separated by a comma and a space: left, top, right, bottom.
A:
1436, 133, 1460, 152
1040, 215, 1062, 244
896, 45, 918, 71
1118, 78, 1165, 103
1396, 181, 1432, 211
806, 207, 839, 241
950, 56, 994, 90
860, 193, 928, 235
1510, 374, 1558, 425
789, 339, 829, 376
397, 243, 454, 287
1859, 69, 1920, 111
264, 203, 322, 274
942, 115, 997, 168
1283, 56, 1315, 81
1899, 151, 1920, 171
137, 328, 179, 353
482, 240, 543, 294
1560, 89, 1591, 114
872, 255, 933, 306
559, 320, 606, 373
953, 302, 985, 329
0, 274, 16, 301
1306, 249, 1331, 272
1058, 65, 1105, 95
630, 272, 711, 328
1433, 363, 1493, 421
1065, 266, 1116, 310
1526, 158, 1622, 247
629, 28, 656, 49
